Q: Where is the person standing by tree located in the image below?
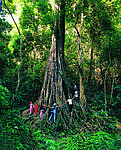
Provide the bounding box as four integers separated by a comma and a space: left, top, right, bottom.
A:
48, 103, 57, 122
67, 97, 74, 116
30, 102, 33, 114
72, 83, 77, 97
43, 103, 61, 122
48, 103, 63, 122
62, 97, 74, 116
74, 90, 79, 103
74, 84, 77, 90
34, 104, 38, 115
39, 104, 45, 118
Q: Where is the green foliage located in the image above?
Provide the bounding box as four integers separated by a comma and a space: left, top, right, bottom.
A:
114, 85, 121, 103
2, 0, 16, 14
0, 85, 34, 150
32, 129, 121, 150
0, 0, 121, 149
0, 18, 12, 76
0, 84, 10, 110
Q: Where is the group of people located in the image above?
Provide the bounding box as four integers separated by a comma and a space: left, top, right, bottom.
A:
30, 102, 45, 117
29, 84, 78, 122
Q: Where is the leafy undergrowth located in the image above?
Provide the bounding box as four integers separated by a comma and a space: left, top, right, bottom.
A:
0, 84, 35, 150
32, 128, 121, 150
29, 109, 121, 149
1, 84, 121, 149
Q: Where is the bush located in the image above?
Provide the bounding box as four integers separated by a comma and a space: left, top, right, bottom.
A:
56, 130, 121, 150
0, 85, 34, 150
32, 129, 121, 150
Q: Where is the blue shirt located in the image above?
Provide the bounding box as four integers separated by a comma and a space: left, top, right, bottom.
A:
52, 106, 57, 114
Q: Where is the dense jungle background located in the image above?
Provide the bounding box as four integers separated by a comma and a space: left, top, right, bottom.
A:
0, 0, 121, 149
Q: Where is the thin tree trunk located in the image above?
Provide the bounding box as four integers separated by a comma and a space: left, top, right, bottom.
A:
88, 43, 93, 85
4, 0, 22, 91
75, 12, 87, 117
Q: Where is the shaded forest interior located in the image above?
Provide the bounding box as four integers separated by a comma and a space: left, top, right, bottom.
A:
0, 0, 121, 149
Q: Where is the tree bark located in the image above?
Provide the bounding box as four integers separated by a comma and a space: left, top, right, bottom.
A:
23, 1, 85, 130
88, 44, 94, 85
75, 12, 87, 117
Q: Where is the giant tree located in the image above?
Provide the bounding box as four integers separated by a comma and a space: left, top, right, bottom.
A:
23, 0, 84, 130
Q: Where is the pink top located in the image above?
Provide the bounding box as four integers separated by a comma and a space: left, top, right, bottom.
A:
30, 103, 33, 113
30, 104, 33, 109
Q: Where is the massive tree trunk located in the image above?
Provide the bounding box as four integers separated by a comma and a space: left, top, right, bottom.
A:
39, 0, 65, 106
22, 0, 84, 131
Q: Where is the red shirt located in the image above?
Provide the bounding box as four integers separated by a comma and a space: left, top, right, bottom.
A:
34, 104, 38, 114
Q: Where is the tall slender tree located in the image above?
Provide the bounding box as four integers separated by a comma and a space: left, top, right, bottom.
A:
3, 0, 22, 91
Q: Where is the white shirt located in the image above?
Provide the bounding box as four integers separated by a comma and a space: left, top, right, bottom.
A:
75, 91, 78, 97
68, 98, 72, 105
